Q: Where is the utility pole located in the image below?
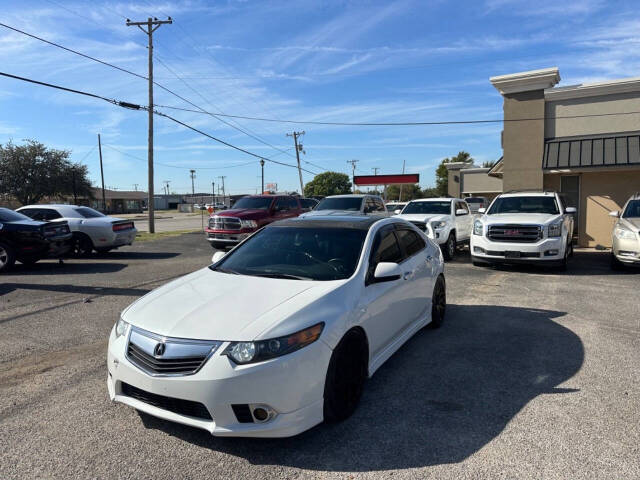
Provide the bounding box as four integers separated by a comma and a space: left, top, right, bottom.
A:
163, 180, 170, 195
72, 167, 77, 204
190, 169, 196, 196
287, 131, 305, 194
260, 159, 265, 194
126, 16, 172, 233
98, 134, 106, 212
212, 181, 215, 203
218, 176, 226, 204
347, 159, 359, 193
133, 183, 139, 191
372, 167, 380, 175
398, 159, 405, 202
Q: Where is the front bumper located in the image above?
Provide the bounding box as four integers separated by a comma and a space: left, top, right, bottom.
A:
470, 234, 565, 264
107, 327, 331, 437
612, 237, 640, 264
205, 229, 252, 245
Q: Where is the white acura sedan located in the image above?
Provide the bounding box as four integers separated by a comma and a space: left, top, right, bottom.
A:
107, 215, 446, 437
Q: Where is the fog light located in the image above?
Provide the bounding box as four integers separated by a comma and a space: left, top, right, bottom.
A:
474, 246, 485, 254
253, 408, 268, 421
250, 404, 276, 423
545, 249, 559, 256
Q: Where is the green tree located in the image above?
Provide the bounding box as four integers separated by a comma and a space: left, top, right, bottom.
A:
385, 183, 423, 201
482, 160, 497, 168
0, 139, 93, 205
420, 186, 439, 198
435, 151, 474, 197
304, 171, 352, 197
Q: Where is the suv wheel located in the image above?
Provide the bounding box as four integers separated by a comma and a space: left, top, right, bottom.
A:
442, 232, 456, 261
0, 242, 16, 272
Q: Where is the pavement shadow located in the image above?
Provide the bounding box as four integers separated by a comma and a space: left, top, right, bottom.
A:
4, 261, 128, 276
138, 304, 583, 471
87, 251, 181, 260
0, 282, 150, 297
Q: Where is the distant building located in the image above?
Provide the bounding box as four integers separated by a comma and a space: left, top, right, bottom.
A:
446, 163, 503, 202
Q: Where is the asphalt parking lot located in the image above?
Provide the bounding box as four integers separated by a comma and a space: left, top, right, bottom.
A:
1, 234, 639, 479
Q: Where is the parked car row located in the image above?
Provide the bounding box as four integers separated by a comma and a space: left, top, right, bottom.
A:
0, 205, 137, 272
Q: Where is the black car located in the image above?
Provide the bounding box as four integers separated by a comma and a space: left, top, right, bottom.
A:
0, 207, 73, 272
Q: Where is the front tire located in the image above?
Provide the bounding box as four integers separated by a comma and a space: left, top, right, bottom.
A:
442, 232, 456, 261
429, 275, 446, 329
0, 242, 16, 272
323, 329, 368, 423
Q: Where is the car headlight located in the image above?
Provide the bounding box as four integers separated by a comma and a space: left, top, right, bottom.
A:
430, 221, 447, 230
615, 226, 637, 240
548, 221, 562, 237
240, 219, 258, 229
473, 220, 484, 236
115, 318, 129, 338
223, 323, 324, 365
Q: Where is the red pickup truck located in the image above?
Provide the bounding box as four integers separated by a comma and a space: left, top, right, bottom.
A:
205, 195, 303, 249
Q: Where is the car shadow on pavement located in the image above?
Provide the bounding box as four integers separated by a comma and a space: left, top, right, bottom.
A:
0, 282, 150, 298
3, 261, 128, 276
86, 251, 181, 260
138, 304, 584, 472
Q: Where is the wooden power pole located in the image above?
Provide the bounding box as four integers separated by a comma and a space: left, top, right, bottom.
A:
287, 131, 305, 194
126, 16, 172, 233
98, 134, 106, 212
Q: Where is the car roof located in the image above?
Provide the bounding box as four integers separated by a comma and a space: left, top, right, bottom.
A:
323, 194, 370, 199
408, 197, 455, 202
498, 191, 557, 198
269, 215, 384, 230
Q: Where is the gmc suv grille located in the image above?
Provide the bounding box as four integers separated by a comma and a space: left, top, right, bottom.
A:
209, 216, 241, 230
487, 224, 542, 243
120, 382, 212, 420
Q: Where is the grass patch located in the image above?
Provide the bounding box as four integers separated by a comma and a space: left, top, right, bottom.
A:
135, 229, 201, 242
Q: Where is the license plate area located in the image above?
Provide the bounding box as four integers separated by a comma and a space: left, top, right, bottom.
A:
505, 251, 521, 259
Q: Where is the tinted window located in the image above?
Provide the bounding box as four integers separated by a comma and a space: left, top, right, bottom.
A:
455, 202, 469, 215
488, 196, 559, 215
16, 208, 41, 220
0, 208, 32, 222
300, 198, 318, 209
212, 226, 366, 281
373, 198, 386, 212
372, 229, 402, 265
623, 200, 640, 218
233, 197, 273, 210
287, 197, 299, 209
402, 201, 451, 215
396, 229, 426, 257
41, 209, 63, 220
386, 204, 399, 212
73, 207, 105, 218
315, 197, 363, 211
465, 197, 486, 204
275, 197, 290, 211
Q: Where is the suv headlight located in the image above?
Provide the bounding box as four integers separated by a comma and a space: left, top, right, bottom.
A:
473, 220, 483, 236
115, 318, 129, 338
240, 219, 258, 229
548, 221, 563, 237
614, 226, 637, 240
223, 323, 324, 365
430, 220, 447, 230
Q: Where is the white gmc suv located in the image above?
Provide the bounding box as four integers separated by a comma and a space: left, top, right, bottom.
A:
471, 191, 576, 269
396, 197, 472, 260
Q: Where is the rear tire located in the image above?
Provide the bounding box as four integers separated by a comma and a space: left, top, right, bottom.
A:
73, 233, 94, 257
0, 242, 16, 272
323, 329, 368, 423
429, 275, 446, 329
442, 232, 456, 261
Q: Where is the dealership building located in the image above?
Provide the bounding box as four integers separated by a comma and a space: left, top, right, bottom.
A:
475, 67, 640, 248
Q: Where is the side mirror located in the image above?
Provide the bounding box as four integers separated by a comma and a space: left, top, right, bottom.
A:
211, 251, 226, 263
394, 209, 402, 215
609, 210, 620, 218
372, 262, 401, 283
565, 207, 577, 214
478, 207, 486, 214
455, 208, 468, 216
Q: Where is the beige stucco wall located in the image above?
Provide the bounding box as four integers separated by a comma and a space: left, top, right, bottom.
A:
544, 170, 640, 248
461, 171, 503, 195
502, 91, 545, 190
545, 92, 640, 139
447, 169, 461, 197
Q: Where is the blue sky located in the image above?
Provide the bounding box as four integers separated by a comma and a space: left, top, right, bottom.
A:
1, 0, 639, 195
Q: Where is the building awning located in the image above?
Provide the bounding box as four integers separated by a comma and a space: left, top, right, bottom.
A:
543, 132, 640, 170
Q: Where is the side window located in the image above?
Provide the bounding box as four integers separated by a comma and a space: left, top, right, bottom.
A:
19, 208, 40, 220
369, 227, 402, 275
375, 198, 386, 212
274, 197, 289, 211
287, 197, 299, 209
396, 229, 426, 257
455, 201, 469, 215
41, 209, 62, 220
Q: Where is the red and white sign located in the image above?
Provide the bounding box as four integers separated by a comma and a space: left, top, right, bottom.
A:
353, 174, 419, 186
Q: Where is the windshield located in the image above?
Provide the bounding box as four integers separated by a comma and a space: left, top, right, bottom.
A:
488, 196, 559, 215
465, 198, 485, 204
211, 226, 367, 281
402, 201, 451, 215
622, 200, 640, 218
0, 208, 32, 222
232, 197, 273, 210
73, 207, 105, 218
315, 197, 363, 211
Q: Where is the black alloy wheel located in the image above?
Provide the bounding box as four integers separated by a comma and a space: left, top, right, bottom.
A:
442, 232, 456, 261
429, 275, 446, 329
323, 329, 368, 423
74, 234, 94, 257
0, 242, 16, 272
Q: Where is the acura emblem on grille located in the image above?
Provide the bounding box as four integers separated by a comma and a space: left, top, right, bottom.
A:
154, 343, 166, 357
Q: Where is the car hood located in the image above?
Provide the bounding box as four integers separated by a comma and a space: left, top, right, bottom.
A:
481, 213, 562, 225
621, 217, 640, 231
301, 209, 362, 217
121, 268, 340, 341
215, 208, 271, 220
396, 213, 450, 223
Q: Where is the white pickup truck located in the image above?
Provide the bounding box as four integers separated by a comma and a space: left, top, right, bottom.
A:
396, 197, 473, 260
470, 191, 576, 269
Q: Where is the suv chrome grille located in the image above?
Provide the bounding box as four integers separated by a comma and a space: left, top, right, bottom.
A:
409, 221, 427, 230
126, 327, 221, 376
209, 216, 241, 230
487, 224, 542, 243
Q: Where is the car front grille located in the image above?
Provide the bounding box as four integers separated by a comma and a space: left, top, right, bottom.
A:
487, 224, 542, 243
209, 216, 241, 230
120, 382, 212, 420
409, 221, 427, 231
485, 250, 541, 258
126, 327, 221, 376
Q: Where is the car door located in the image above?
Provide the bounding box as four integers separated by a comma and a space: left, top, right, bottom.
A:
454, 201, 472, 241
394, 226, 433, 325
272, 197, 292, 220
359, 225, 412, 358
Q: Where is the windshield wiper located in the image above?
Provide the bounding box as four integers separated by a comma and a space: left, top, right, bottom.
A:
249, 272, 312, 280
213, 267, 240, 275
